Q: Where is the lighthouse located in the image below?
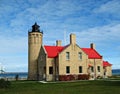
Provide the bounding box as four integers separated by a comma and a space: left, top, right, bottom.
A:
28, 22, 43, 80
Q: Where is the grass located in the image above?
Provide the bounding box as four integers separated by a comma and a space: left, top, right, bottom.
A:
0, 80, 120, 94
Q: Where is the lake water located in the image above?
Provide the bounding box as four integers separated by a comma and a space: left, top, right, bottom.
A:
112, 69, 120, 75
0, 72, 28, 78
0, 69, 120, 79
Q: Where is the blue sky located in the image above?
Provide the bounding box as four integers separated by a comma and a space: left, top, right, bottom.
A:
0, 0, 120, 72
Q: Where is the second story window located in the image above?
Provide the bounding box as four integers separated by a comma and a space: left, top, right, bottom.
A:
78, 52, 82, 60
66, 52, 70, 60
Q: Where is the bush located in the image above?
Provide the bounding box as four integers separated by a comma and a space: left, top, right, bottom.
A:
0, 79, 11, 88
78, 74, 89, 80
59, 75, 75, 81
59, 74, 89, 81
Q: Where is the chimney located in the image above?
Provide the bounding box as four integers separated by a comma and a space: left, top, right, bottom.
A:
70, 34, 76, 45
56, 40, 62, 46
90, 43, 95, 49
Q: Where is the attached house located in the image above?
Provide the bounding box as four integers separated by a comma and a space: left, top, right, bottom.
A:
38, 34, 112, 81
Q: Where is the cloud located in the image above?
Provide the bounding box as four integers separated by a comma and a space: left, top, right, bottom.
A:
93, 0, 120, 15
75, 23, 120, 45
7, 0, 84, 29
0, 0, 120, 71
74, 23, 120, 55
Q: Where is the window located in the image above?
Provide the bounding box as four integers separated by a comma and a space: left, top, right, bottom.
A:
49, 67, 53, 74
79, 66, 82, 73
78, 52, 82, 60
91, 66, 94, 72
66, 52, 70, 60
66, 66, 70, 74
97, 66, 100, 72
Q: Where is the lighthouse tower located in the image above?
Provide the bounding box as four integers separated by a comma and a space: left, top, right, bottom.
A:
28, 22, 43, 80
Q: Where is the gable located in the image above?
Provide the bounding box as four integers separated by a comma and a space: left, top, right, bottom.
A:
38, 45, 47, 59
44, 45, 65, 58
82, 48, 102, 59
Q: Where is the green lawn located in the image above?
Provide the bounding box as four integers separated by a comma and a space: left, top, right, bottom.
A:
0, 80, 120, 94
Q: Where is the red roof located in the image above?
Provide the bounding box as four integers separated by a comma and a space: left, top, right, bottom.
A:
82, 48, 102, 59
103, 61, 112, 67
44, 45, 102, 59
44, 45, 65, 58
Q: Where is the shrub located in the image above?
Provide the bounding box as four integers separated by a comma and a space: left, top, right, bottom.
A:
59, 74, 90, 81
59, 75, 75, 81
0, 79, 11, 88
78, 74, 89, 80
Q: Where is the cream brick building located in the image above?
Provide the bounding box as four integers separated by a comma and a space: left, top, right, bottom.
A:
28, 23, 112, 81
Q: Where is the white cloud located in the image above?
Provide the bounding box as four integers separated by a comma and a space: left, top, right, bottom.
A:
74, 23, 120, 57
0, 0, 120, 71
93, 0, 120, 15
8, 0, 84, 27
76, 23, 120, 46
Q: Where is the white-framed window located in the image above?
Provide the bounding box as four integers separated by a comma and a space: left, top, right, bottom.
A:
78, 52, 82, 60
66, 52, 70, 60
